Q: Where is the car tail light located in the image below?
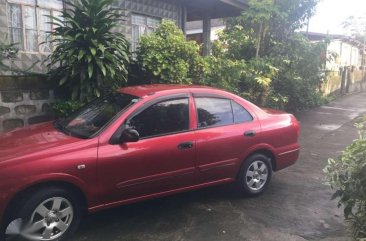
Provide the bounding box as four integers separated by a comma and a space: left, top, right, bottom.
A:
290, 115, 300, 139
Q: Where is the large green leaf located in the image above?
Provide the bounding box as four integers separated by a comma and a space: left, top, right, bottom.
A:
47, 0, 130, 101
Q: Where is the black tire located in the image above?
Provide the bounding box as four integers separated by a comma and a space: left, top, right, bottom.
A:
237, 153, 273, 196
3, 187, 82, 241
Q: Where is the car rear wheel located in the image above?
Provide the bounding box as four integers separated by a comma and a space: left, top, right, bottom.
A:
3, 187, 82, 241
237, 153, 272, 196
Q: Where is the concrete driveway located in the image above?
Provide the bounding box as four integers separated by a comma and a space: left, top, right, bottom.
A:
72, 92, 366, 241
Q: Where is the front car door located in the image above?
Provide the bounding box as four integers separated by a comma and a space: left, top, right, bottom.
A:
193, 94, 261, 183
97, 95, 197, 203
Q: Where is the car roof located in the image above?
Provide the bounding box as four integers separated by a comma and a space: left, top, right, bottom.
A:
117, 84, 216, 98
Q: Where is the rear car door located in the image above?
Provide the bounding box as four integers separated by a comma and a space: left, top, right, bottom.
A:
97, 95, 197, 203
193, 94, 261, 183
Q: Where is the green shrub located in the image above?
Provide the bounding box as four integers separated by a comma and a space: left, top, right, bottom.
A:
48, 0, 130, 102
136, 20, 206, 84
324, 116, 366, 240
203, 42, 277, 106
0, 41, 18, 72
52, 101, 84, 118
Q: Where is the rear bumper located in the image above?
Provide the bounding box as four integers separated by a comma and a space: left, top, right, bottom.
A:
275, 147, 300, 171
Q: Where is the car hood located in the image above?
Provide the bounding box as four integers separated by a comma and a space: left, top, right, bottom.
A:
0, 122, 83, 162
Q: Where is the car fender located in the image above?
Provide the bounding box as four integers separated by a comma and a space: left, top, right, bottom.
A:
239, 143, 277, 168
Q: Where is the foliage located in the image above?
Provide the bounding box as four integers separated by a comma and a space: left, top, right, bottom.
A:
239, 0, 283, 58
212, 0, 325, 111
269, 34, 328, 111
0, 41, 18, 72
48, 0, 130, 102
136, 20, 206, 84
52, 100, 84, 118
342, 14, 366, 41
324, 117, 366, 240
202, 39, 278, 106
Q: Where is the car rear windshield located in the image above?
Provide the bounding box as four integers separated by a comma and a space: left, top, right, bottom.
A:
54, 93, 139, 139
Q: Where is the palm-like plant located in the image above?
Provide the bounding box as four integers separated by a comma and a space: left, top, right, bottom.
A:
48, 0, 130, 101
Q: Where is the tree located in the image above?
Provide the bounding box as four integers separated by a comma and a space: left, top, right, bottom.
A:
48, 0, 130, 102
136, 20, 205, 84
239, 0, 281, 59
214, 0, 325, 111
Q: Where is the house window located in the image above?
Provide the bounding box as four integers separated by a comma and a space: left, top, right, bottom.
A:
131, 14, 161, 52
6, 0, 63, 53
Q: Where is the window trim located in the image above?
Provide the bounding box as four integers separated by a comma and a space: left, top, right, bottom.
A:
193, 95, 254, 130
7, 0, 62, 53
231, 100, 254, 124
131, 13, 161, 53
110, 93, 191, 144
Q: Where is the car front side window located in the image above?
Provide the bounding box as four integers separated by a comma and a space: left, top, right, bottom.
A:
128, 98, 190, 139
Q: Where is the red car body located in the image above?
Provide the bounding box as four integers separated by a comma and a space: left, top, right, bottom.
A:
0, 85, 300, 225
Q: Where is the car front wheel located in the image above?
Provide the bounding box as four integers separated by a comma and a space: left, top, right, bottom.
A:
237, 153, 272, 196
4, 187, 82, 241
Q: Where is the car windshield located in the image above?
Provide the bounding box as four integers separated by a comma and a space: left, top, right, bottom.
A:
54, 93, 140, 139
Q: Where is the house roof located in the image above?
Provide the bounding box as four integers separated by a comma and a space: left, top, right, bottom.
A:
179, 0, 248, 21
305, 32, 365, 51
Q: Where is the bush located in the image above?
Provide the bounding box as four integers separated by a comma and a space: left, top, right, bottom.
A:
0, 41, 18, 72
136, 20, 206, 84
52, 101, 84, 118
324, 116, 366, 240
48, 0, 130, 102
203, 41, 278, 106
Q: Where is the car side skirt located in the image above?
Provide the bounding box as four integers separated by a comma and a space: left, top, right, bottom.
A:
88, 178, 235, 213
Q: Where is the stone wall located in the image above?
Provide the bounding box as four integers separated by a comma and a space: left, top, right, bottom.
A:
0, 76, 55, 133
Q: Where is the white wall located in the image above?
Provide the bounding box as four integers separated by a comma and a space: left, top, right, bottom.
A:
326, 40, 361, 70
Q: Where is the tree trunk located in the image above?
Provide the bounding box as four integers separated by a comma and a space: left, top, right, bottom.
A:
256, 22, 263, 59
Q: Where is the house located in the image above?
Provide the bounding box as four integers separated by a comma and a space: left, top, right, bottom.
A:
186, 18, 225, 44
0, 0, 248, 75
306, 32, 365, 71
306, 32, 366, 95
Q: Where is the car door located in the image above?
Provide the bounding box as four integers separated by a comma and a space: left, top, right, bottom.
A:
97, 95, 197, 203
193, 95, 261, 183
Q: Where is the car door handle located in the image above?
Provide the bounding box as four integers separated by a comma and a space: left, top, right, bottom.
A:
244, 130, 256, 137
178, 142, 194, 150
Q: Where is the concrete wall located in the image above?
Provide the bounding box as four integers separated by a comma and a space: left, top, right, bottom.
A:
0, 76, 55, 132
322, 68, 366, 96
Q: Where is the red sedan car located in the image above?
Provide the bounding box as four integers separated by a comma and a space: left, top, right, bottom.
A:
0, 85, 300, 241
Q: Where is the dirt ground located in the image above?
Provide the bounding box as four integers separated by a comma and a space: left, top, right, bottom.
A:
72, 92, 366, 241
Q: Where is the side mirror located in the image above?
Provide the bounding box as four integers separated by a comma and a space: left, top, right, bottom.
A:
120, 128, 140, 143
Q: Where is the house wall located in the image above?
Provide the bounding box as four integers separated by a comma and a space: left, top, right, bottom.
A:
0, 0, 62, 75
0, 0, 183, 75
322, 69, 366, 96
0, 76, 55, 132
113, 0, 182, 43
327, 40, 361, 71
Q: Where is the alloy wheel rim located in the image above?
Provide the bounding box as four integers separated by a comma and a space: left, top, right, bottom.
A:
22, 197, 74, 241
245, 160, 269, 191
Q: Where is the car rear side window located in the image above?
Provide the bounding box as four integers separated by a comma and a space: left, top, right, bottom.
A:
195, 97, 234, 128
129, 98, 189, 138
232, 101, 253, 123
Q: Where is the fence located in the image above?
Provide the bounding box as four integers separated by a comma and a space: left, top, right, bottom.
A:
322, 67, 366, 96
